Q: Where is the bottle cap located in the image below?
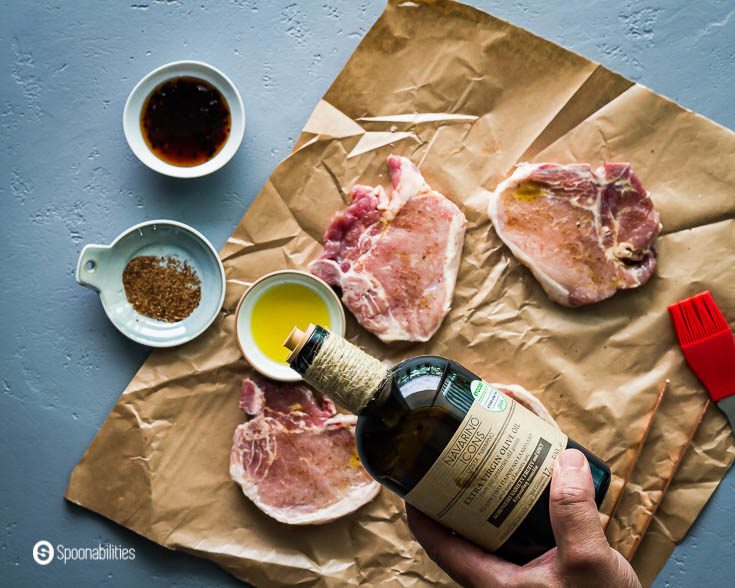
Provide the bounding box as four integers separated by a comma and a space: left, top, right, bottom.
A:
284, 324, 314, 363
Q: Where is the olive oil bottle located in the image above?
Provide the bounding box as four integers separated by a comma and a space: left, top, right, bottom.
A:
284, 325, 611, 564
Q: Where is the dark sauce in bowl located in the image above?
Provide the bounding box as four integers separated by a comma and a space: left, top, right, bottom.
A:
141, 77, 231, 167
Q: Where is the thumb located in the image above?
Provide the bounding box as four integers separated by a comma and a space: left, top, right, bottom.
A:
549, 449, 610, 568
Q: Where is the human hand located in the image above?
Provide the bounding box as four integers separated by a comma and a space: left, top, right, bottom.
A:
406, 449, 641, 588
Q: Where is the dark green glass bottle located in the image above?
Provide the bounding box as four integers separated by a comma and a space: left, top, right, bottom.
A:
286, 325, 610, 564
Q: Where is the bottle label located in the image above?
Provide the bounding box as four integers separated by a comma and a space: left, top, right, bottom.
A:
405, 380, 567, 551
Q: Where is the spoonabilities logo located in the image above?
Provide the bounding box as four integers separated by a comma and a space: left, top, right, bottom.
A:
33, 541, 54, 565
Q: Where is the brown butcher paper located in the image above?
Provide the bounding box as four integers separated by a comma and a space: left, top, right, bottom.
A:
66, 1, 735, 586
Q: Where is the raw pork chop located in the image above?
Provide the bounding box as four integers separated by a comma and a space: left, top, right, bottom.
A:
488, 163, 661, 306
310, 155, 466, 342
494, 383, 558, 427
230, 378, 379, 525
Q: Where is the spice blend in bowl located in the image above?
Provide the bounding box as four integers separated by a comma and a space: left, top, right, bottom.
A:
122, 255, 202, 322
76, 220, 225, 347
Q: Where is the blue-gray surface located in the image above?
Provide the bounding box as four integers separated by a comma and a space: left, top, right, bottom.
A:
1, 1, 733, 586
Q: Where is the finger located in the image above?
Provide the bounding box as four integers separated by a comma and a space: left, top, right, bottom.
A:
405, 503, 518, 588
549, 449, 611, 570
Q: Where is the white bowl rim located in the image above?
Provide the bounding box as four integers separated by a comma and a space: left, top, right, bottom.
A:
76, 219, 226, 347
123, 60, 245, 179
234, 269, 346, 382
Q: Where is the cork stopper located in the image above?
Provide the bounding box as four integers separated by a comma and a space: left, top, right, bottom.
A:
283, 326, 305, 351
284, 324, 315, 363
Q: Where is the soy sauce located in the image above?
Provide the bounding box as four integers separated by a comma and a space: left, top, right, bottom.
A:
140, 77, 230, 167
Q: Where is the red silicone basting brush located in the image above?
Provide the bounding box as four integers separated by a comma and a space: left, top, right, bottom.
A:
668, 291, 735, 431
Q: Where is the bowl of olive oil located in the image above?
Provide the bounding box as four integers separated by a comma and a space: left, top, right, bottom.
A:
235, 270, 345, 381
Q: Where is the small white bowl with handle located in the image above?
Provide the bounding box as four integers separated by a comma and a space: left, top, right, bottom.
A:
76, 220, 226, 347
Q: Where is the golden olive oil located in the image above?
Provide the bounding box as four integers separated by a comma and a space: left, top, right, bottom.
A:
514, 182, 545, 202
251, 283, 331, 363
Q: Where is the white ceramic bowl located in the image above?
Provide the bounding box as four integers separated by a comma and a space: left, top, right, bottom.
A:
123, 61, 245, 178
235, 270, 346, 381
75, 220, 226, 347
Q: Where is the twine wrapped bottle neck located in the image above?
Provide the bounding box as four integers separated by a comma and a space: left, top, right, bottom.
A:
286, 325, 389, 414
